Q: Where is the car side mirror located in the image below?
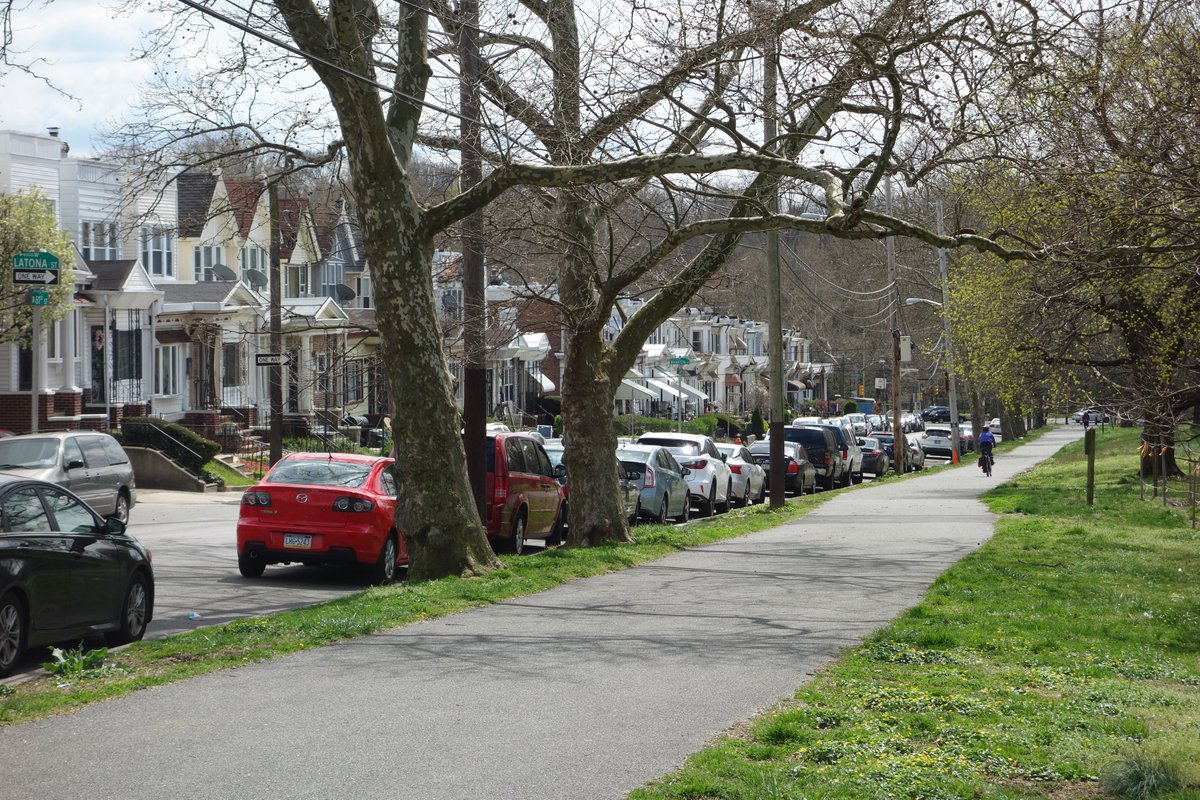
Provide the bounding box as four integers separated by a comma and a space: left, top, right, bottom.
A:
625, 469, 641, 481
681, 466, 692, 477
66, 458, 85, 470
554, 463, 567, 482
720, 453, 727, 462
103, 516, 126, 535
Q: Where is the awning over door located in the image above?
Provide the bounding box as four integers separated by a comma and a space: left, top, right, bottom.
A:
644, 378, 681, 399
615, 379, 657, 401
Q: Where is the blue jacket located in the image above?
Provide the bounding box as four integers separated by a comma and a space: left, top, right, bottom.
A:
978, 430, 997, 448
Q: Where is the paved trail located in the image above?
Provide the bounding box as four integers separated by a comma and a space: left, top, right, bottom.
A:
0, 427, 1080, 800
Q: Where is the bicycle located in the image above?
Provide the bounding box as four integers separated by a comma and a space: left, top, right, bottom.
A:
978, 443, 994, 477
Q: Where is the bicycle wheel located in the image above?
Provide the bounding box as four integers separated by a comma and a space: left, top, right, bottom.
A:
984, 455, 992, 477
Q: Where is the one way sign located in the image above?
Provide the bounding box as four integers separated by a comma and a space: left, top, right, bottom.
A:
255, 353, 291, 367
12, 250, 61, 286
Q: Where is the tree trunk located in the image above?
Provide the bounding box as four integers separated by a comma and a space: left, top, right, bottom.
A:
560, 331, 634, 547
1139, 413, 1183, 479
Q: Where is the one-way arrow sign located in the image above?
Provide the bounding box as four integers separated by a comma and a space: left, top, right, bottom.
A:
13, 270, 59, 285
255, 353, 291, 367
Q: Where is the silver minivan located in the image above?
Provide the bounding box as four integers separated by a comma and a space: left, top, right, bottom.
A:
0, 431, 136, 521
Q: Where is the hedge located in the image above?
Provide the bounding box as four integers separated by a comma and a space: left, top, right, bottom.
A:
612, 414, 741, 440
120, 417, 221, 475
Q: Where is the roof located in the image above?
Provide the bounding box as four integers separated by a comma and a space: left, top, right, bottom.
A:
159, 282, 247, 305
85, 260, 138, 291
223, 178, 265, 240
277, 197, 308, 261
176, 172, 219, 238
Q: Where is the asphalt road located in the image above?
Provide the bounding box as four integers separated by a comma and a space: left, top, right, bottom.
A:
0, 426, 1081, 799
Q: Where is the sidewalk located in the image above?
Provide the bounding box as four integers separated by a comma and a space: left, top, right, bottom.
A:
0, 426, 1082, 800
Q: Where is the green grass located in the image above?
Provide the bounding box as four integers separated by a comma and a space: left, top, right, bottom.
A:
630, 425, 1200, 800
0, 481, 837, 726
203, 459, 255, 487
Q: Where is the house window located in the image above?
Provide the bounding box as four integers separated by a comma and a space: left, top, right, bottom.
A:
154, 345, 180, 396
315, 352, 333, 398
141, 226, 174, 277
356, 276, 372, 309
344, 359, 365, 403
194, 245, 223, 281
240, 245, 266, 273
221, 343, 240, 388
46, 320, 60, 361
81, 221, 119, 260
691, 330, 703, 352
286, 264, 309, 297
113, 330, 141, 380
320, 262, 343, 299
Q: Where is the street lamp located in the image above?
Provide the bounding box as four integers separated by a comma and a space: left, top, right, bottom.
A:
905, 295, 961, 462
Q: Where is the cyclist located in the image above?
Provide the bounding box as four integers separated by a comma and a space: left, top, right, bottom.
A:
977, 425, 997, 474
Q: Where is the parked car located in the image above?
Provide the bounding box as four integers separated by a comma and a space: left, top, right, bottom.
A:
715, 443, 766, 506
543, 440, 568, 529
922, 406, 952, 423
1070, 408, 1111, 424
818, 421, 864, 486
0, 431, 136, 522
237, 452, 408, 581
483, 432, 566, 553
0, 475, 153, 677
874, 432, 922, 472
857, 437, 890, 477
988, 418, 1003, 436
920, 426, 966, 458
844, 413, 869, 436
783, 425, 845, 490
635, 433, 733, 516
617, 445, 691, 524
748, 440, 815, 495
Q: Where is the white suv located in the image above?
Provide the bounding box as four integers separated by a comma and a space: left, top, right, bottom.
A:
634, 432, 733, 516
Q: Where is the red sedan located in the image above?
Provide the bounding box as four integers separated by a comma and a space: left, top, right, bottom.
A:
236, 453, 407, 583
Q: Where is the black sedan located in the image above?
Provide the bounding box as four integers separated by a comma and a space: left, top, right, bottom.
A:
0, 476, 153, 677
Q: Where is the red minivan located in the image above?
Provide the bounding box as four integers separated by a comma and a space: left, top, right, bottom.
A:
485, 433, 565, 554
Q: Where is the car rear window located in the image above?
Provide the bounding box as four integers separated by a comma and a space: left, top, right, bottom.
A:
79, 436, 110, 468
101, 437, 129, 465
505, 438, 526, 472
620, 460, 646, 477
639, 438, 699, 455
783, 428, 826, 450
266, 459, 372, 487
616, 448, 651, 463
0, 438, 58, 469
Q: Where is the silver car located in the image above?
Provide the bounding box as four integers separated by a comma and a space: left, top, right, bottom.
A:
715, 443, 766, 506
0, 431, 136, 521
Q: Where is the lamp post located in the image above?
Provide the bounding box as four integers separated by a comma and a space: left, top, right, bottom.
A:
905, 296, 960, 462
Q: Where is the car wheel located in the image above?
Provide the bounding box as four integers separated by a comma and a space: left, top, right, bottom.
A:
366, 534, 399, 585
631, 500, 641, 527
824, 472, 836, 491
673, 495, 690, 524
757, 481, 766, 504
552, 506, 567, 543
107, 572, 150, 646
703, 486, 716, 517
238, 553, 267, 578
509, 513, 527, 555
0, 591, 26, 678
114, 492, 131, 523
658, 497, 669, 524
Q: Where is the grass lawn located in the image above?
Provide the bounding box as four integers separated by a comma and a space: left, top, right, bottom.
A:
630, 425, 1200, 800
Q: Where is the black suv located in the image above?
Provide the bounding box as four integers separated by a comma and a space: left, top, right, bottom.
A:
783, 426, 846, 490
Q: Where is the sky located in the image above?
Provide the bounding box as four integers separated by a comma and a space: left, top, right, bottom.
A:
0, 1, 156, 158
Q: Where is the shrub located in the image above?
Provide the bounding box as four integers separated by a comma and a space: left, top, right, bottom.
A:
1103, 754, 1182, 800
121, 417, 221, 475
843, 400, 859, 414
553, 414, 564, 438
751, 408, 766, 438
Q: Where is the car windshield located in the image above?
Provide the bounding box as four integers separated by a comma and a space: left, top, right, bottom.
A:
862, 439, 880, 450
715, 445, 737, 457
266, 459, 372, 487
543, 447, 564, 468
0, 438, 59, 468
926, 428, 951, 437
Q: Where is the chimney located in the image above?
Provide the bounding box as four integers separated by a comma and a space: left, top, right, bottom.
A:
47, 127, 60, 138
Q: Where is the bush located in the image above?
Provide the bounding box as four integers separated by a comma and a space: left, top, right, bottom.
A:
751, 408, 766, 438
1103, 754, 1182, 800
121, 417, 221, 475
553, 414, 564, 438
843, 400, 859, 414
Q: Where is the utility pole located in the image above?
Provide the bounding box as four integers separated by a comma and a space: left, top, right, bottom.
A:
460, 0, 487, 520
268, 181, 283, 466
886, 179, 903, 473
936, 202, 961, 463
764, 33, 785, 508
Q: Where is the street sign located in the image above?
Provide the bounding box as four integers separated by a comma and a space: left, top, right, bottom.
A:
668, 356, 690, 365
255, 353, 291, 367
28, 288, 50, 307
12, 251, 61, 286
874, 377, 887, 389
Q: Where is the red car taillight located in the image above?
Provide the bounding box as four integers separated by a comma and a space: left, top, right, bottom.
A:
644, 467, 656, 488
332, 496, 375, 512
494, 475, 508, 501
242, 490, 272, 506
823, 452, 831, 465
729, 463, 742, 474
786, 461, 799, 474
684, 459, 709, 470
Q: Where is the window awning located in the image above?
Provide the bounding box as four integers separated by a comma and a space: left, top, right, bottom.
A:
725, 374, 742, 386
644, 378, 681, 399
525, 366, 555, 393
155, 329, 192, 344
788, 380, 808, 391
615, 379, 657, 401
678, 382, 708, 401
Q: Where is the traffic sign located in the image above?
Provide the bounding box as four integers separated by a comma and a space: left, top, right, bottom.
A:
12, 251, 60, 286
255, 353, 291, 367
29, 288, 50, 307
668, 356, 690, 365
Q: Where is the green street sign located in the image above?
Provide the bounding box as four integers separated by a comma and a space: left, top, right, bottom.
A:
12, 250, 61, 286
668, 356, 690, 365
29, 288, 50, 307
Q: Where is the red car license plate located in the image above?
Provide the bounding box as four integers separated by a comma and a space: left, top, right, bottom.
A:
283, 533, 312, 549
